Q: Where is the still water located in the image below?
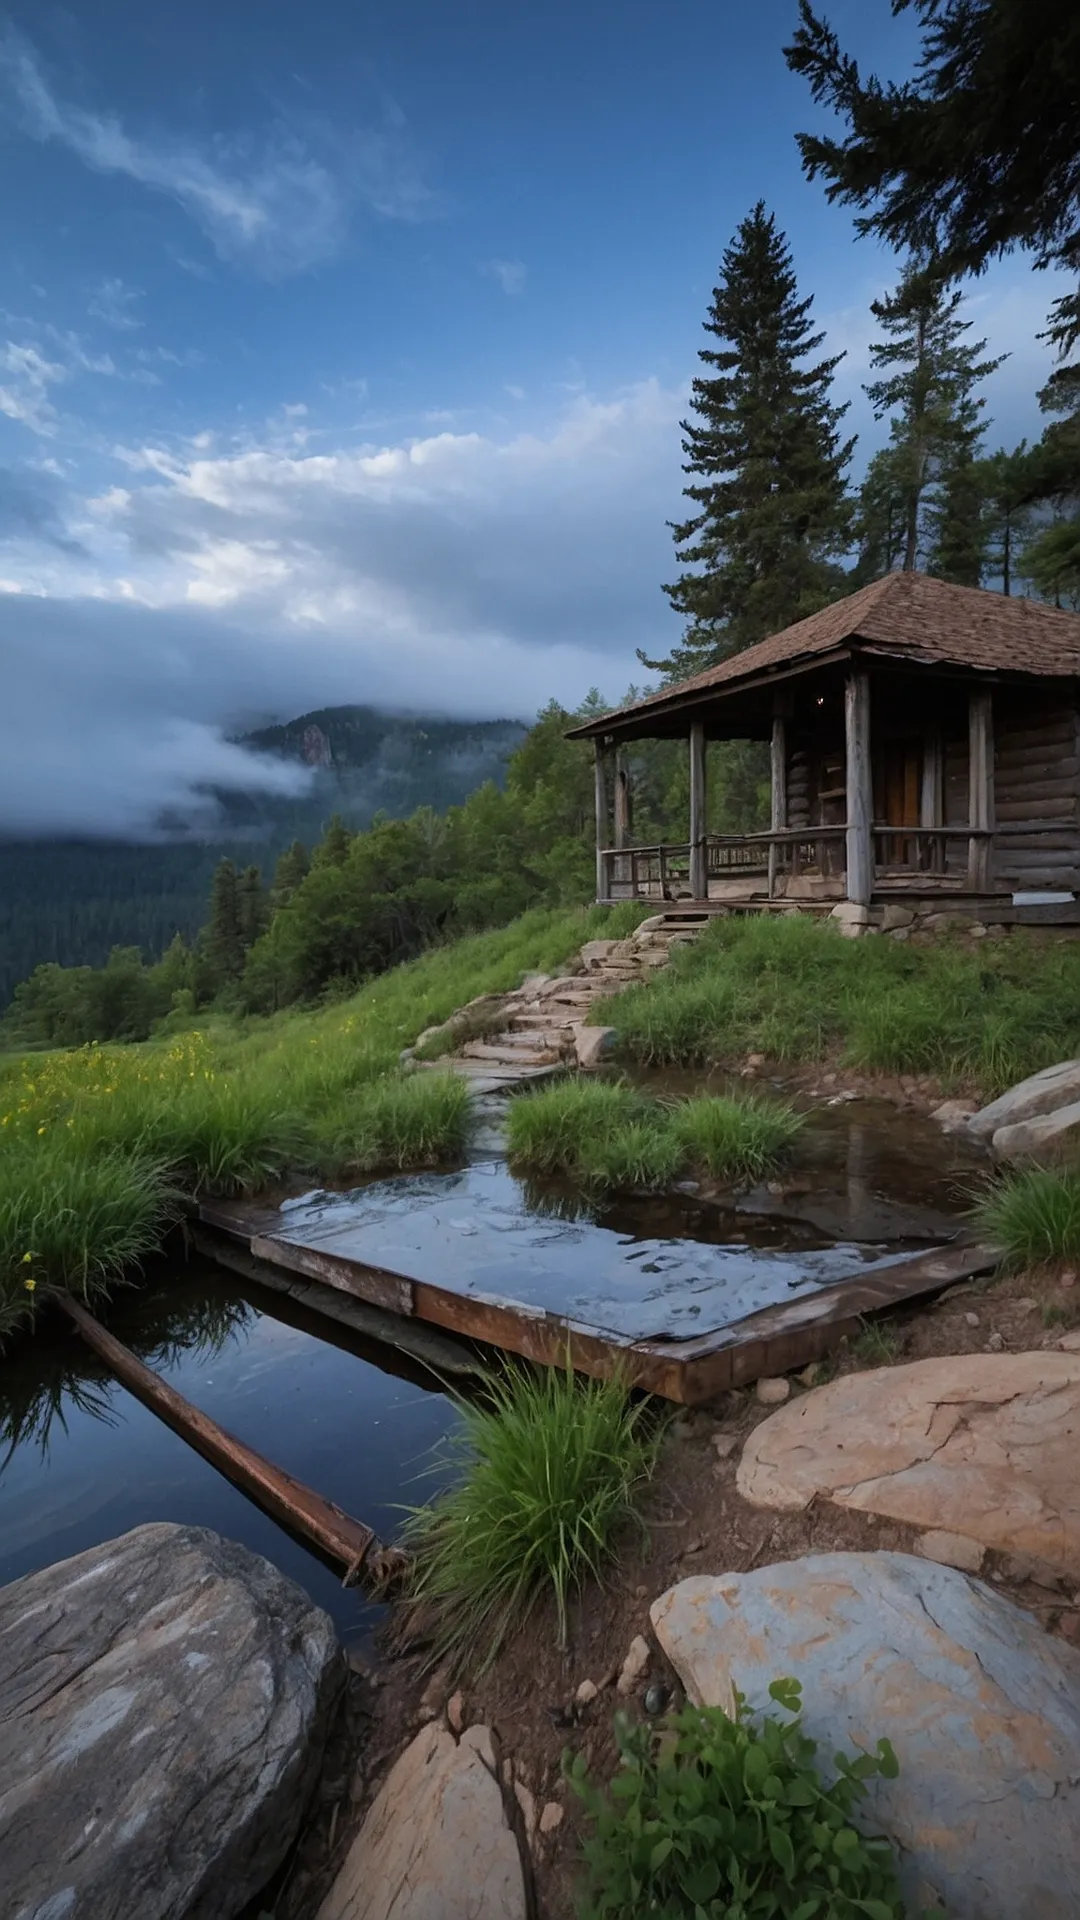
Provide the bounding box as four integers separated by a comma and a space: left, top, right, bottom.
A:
0, 1092, 982, 1632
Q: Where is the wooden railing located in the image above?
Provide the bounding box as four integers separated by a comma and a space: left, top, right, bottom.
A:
599, 823, 1011, 902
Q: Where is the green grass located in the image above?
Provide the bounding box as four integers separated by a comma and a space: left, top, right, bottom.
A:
0, 1139, 176, 1341
401, 1361, 660, 1670
668, 1092, 804, 1183
0, 904, 644, 1336
975, 1166, 1080, 1268
505, 1077, 802, 1192
603, 912, 1080, 1094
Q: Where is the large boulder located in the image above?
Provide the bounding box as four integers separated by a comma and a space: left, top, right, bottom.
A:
651, 1553, 1080, 1919
318, 1721, 528, 1920
0, 1523, 341, 1920
736, 1351, 1080, 1576
966, 1058, 1080, 1142
992, 1099, 1080, 1163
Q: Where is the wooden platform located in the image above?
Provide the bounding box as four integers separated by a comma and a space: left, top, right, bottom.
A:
198, 1184, 998, 1407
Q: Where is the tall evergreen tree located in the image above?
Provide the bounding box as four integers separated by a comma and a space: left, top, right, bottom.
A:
862, 263, 1004, 576
977, 444, 1036, 595
852, 445, 910, 582
648, 202, 854, 680
203, 859, 245, 986
272, 839, 310, 904
312, 814, 352, 868
237, 865, 268, 951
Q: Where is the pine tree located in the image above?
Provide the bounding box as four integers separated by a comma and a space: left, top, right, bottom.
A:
312, 814, 352, 868
203, 859, 245, 986
272, 839, 310, 904
927, 452, 990, 586
863, 263, 1004, 575
976, 445, 1036, 595
237, 865, 268, 951
649, 202, 854, 680
852, 445, 910, 583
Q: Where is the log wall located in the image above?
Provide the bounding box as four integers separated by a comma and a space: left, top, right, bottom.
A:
993, 693, 1079, 892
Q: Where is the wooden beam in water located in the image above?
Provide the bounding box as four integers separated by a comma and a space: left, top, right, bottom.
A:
48, 1291, 395, 1588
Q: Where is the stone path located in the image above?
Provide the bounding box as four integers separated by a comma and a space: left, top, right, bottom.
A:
736, 1350, 1080, 1576
651, 1552, 1080, 1920
411, 910, 706, 1082
0, 1523, 340, 1920
317, 1721, 527, 1920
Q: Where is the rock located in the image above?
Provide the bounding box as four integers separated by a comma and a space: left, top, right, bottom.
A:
574, 1678, 599, 1705
737, 1352, 1080, 1575
889, 926, 911, 941
616, 1634, 651, 1696
967, 1057, 1080, 1142
993, 1099, 1080, 1163
922, 911, 977, 932
447, 1689, 465, 1734
755, 1375, 791, 1405
0, 1523, 341, 1920
651, 1554, 1080, 1920
918, 1528, 985, 1574
319, 1723, 527, 1920
880, 904, 916, 931
579, 939, 621, 971
930, 1097, 978, 1132
571, 1023, 619, 1069
1062, 1270, 1077, 1288
711, 1431, 738, 1460
829, 901, 872, 938
1058, 1329, 1080, 1351
797, 1361, 822, 1386
987, 1329, 1006, 1352
964, 1310, 981, 1327
538, 1800, 564, 1835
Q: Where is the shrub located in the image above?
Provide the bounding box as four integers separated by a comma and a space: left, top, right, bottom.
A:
401, 1361, 660, 1669
670, 1093, 803, 1183
975, 1165, 1080, 1268
569, 1683, 908, 1919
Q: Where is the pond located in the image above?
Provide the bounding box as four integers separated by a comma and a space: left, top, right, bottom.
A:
0, 1088, 984, 1633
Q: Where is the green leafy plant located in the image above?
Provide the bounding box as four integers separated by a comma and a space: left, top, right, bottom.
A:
568, 1683, 916, 1919
670, 1093, 803, 1183
851, 1318, 902, 1367
401, 1360, 660, 1670
975, 1166, 1080, 1269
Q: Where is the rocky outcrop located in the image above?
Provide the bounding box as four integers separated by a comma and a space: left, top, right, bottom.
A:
318, 1721, 527, 1920
992, 1099, 1080, 1162
651, 1553, 1080, 1919
966, 1058, 1080, 1143
736, 1352, 1080, 1576
0, 1523, 341, 1920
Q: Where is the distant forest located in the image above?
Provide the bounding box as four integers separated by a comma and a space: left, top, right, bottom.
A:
0, 708, 525, 1008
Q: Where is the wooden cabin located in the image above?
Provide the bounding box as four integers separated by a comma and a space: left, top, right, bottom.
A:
569, 572, 1080, 923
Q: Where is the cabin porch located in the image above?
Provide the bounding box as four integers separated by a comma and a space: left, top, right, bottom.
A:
587, 656, 1080, 917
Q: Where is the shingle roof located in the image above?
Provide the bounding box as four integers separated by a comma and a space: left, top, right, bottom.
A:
569, 573, 1080, 736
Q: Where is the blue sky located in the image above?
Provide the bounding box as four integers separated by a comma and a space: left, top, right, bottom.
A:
0, 0, 1071, 835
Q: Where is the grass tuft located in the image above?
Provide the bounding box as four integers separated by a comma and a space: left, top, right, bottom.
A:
401, 1361, 660, 1670
669, 1092, 803, 1183
506, 1077, 801, 1192
318, 1071, 472, 1174
975, 1166, 1080, 1269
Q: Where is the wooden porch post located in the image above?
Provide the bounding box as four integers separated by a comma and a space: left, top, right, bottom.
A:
920, 722, 943, 871
593, 739, 610, 901
968, 687, 994, 891
613, 754, 632, 849
689, 721, 707, 901
845, 669, 873, 906
768, 709, 787, 899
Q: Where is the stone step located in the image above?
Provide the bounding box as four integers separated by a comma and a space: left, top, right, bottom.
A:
459, 1042, 561, 1066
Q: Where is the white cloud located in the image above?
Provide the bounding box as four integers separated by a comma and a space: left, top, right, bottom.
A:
0, 341, 66, 434
88, 276, 143, 330
485, 258, 527, 296
0, 380, 684, 833
0, 29, 435, 277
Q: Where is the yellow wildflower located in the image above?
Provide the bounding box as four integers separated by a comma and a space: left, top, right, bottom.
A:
24, 1277, 36, 1293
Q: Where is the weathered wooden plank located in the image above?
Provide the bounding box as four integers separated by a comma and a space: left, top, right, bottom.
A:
993, 758, 1080, 789
844, 669, 872, 905
995, 721, 1076, 754
689, 722, 707, 900
594, 741, 609, 901
969, 688, 994, 890
49, 1291, 386, 1582
251, 1234, 415, 1315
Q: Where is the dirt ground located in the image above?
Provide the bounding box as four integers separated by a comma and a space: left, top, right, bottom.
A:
274, 1235, 1080, 1920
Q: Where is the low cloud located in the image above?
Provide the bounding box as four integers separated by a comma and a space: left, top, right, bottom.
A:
0, 382, 684, 836
485, 258, 527, 296
0, 29, 435, 277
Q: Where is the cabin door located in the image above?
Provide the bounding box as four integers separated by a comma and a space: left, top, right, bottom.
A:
875, 740, 921, 870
